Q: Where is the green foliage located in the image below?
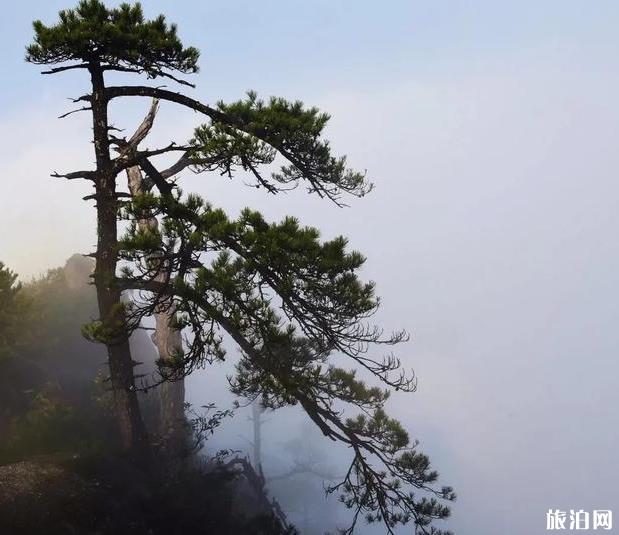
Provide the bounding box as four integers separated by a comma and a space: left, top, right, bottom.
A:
0, 389, 116, 464
192, 91, 372, 203
27, 2, 454, 530
186, 403, 235, 454
0, 262, 32, 360
191, 122, 276, 179
18, 262, 99, 356
120, 193, 387, 380
81, 302, 132, 344
26, 0, 199, 81
120, 192, 451, 533
0, 257, 167, 464
0, 260, 121, 463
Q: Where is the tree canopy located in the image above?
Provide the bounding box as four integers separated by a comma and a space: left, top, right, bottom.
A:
0, 262, 32, 361
27, 2, 455, 533
27, 0, 199, 84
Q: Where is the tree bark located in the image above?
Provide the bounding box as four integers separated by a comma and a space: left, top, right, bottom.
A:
127, 165, 186, 454
252, 400, 263, 470
89, 64, 148, 455
154, 307, 187, 453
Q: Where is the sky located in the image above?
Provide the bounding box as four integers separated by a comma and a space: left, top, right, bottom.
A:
2, 1, 619, 534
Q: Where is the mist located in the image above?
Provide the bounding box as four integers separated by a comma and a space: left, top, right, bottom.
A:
2, 1, 619, 534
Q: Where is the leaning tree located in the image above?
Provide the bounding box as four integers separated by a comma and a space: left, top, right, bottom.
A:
27, 1, 455, 533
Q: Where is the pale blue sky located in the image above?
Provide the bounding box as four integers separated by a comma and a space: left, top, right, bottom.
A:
3, 1, 619, 111
2, 2, 619, 534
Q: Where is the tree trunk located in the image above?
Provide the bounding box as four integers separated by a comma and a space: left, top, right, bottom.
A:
252, 400, 263, 469
89, 64, 148, 455
127, 165, 186, 454
154, 307, 186, 452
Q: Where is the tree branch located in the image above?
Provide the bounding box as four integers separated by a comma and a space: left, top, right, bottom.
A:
161, 151, 193, 179
113, 143, 189, 173
112, 99, 160, 158
139, 157, 174, 195
101, 64, 196, 87
104, 86, 227, 123
41, 63, 90, 74
58, 106, 92, 119
51, 170, 96, 181
125, 99, 160, 151
102, 86, 365, 207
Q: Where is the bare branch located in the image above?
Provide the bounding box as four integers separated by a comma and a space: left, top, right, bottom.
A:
101, 64, 196, 87
113, 143, 190, 173
51, 170, 96, 181
161, 151, 193, 179
112, 99, 160, 160
126, 99, 160, 150
134, 143, 190, 159
72, 93, 92, 104
267, 462, 341, 483
41, 63, 90, 75
83, 192, 132, 201
58, 106, 92, 119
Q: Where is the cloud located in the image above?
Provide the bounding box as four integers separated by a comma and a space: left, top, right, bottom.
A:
3, 46, 619, 533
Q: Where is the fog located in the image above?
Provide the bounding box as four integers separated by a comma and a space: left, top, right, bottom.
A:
2, 2, 619, 533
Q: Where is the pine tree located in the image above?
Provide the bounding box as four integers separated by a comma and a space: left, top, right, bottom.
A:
0, 262, 32, 361
27, 2, 455, 532
26, 0, 201, 456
